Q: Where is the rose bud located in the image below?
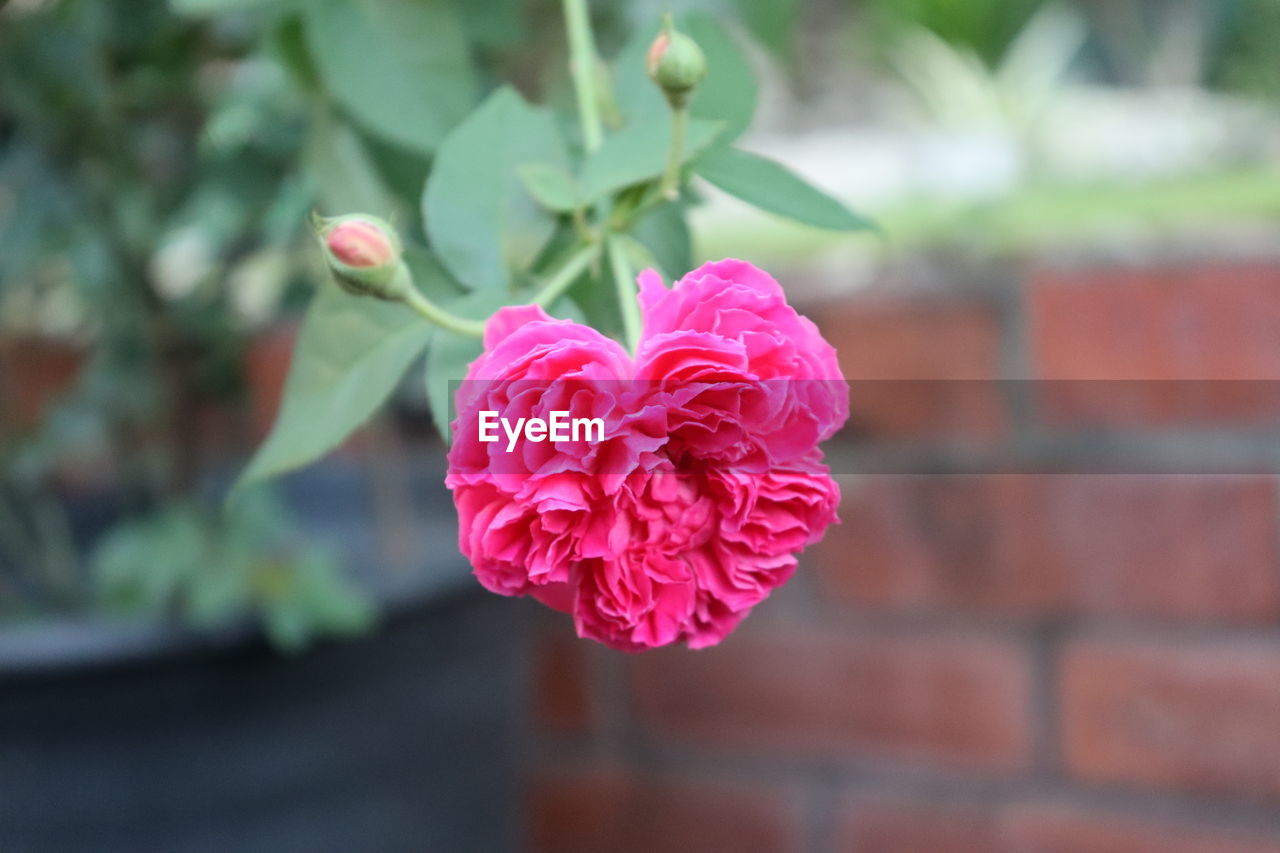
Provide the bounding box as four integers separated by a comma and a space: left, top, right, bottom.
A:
646, 15, 707, 110
312, 213, 410, 301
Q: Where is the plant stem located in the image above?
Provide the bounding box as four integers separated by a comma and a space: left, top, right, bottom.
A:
403, 244, 599, 337
659, 106, 688, 200
533, 243, 598, 307
563, 0, 604, 153
606, 235, 642, 352
571, 207, 593, 242
402, 289, 487, 338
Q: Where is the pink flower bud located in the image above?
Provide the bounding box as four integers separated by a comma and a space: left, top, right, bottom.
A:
326, 218, 396, 268
646, 31, 670, 79
644, 16, 707, 110
311, 213, 408, 301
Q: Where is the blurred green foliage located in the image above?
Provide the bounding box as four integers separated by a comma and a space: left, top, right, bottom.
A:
1208, 0, 1280, 98
864, 0, 1280, 95
865, 0, 1048, 68
0, 0, 344, 642
94, 490, 373, 651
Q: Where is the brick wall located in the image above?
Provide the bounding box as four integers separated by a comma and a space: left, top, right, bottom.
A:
524, 257, 1280, 853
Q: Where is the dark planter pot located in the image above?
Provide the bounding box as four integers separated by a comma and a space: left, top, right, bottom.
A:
0, 459, 530, 853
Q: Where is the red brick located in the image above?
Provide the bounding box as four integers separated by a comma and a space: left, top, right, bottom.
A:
839, 799, 1280, 853
1033, 378, 1280, 429
1003, 803, 1280, 853
817, 474, 1280, 623
1028, 262, 1280, 426
818, 475, 1051, 615
813, 296, 1005, 440
532, 622, 592, 734
1031, 263, 1280, 379
526, 769, 800, 853
629, 627, 1033, 772
839, 799, 1001, 852
1013, 476, 1280, 622
1061, 638, 1280, 800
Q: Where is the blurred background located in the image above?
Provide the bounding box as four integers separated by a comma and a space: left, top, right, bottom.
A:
3, 0, 1280, 851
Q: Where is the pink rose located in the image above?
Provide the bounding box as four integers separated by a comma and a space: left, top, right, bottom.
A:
448, 305, 648, 487
572, 469, 708, 650
446, 306, 645, 597
638, 260, 842, 387
446, 260, 848, 650
636, 260, 848, 467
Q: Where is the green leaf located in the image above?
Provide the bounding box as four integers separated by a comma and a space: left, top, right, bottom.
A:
423, 290, 509, 441
93, 506, 206, 614
613, 13, 757, 145
518, 163, 581, 213
361, 134, 432, 213
425, 331, 481, 445
171, 0, 280, 13
233, 286, 432, 498
423, 87, 570, 291
730, 0, 800, 61
696, 146, 877, 231
546, 295, 587, 324
259, 550, 376, 652
578, 118, 723, 203
684, 13, 758, 142
306, 0, 476, 154
631, 203, 693, 279
617, 235, 666, 280
187, 558, 250, 627
564, 269, 619, 340
272, 15, 321, 92
612, 27, 668, 125
306, 114, 399, 216
403, 245, 467, 305
223, 486, 293, 550
455, 0, 525, 48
